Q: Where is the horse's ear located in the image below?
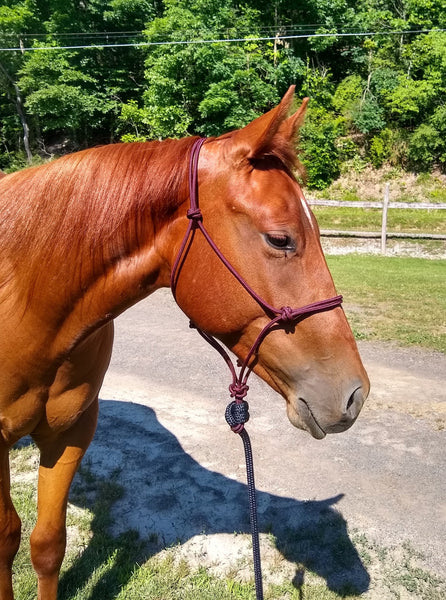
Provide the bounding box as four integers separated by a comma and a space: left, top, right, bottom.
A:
278, 96, 309, 143
228, 86, 308, 160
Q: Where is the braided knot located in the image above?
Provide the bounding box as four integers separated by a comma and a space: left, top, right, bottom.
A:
229, 382, 249, 400
279, 306, 295, 323
187, 208, 203, 221
225, 400, 250, 433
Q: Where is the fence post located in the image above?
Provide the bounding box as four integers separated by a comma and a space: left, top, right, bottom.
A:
381, 183, 390, 254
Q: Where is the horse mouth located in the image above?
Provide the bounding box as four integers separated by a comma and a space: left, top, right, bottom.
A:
287, 398, 326, 439
299, 398, 327, 439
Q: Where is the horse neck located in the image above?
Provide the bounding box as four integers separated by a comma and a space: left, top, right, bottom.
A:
4, 139, 193, 360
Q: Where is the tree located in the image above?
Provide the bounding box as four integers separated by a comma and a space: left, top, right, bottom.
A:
19, 45, 117, 145
118, 0, 304, 140
0, 1, 39, 163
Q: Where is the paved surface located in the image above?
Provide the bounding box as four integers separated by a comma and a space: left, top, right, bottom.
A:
83, 288, 445, 594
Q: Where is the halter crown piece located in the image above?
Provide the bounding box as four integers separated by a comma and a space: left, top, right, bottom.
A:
170, 137, 343, 600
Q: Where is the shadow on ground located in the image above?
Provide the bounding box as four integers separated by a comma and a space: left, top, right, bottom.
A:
58, 400, 370, 598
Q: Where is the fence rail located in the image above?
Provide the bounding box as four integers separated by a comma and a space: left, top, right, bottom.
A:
307, 184, 446, 253
319, 230, 446, 240
308, 199, 446, 210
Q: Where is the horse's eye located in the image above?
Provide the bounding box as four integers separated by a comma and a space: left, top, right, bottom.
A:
264, 233, 296, 251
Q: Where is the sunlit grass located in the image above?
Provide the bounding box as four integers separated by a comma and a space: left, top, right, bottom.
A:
327, 255, 445, 353
312, 206, 446, 233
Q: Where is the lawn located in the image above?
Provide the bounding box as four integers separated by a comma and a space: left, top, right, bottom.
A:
326, 255, 445, 353
312, 205, 446, 234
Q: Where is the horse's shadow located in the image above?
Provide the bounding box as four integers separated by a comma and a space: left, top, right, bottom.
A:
59, 399, 370, 598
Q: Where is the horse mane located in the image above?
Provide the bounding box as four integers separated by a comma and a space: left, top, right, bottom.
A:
0, 138, 195, 302
0, 124, 303, 308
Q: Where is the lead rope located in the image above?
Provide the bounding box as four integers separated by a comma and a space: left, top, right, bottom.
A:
196, 327, 264, 598
171, 138, 343, 600
227, 413, 263, 598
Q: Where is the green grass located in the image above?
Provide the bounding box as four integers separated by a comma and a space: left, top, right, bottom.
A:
313, 206, 446, 233
326, 255, 446, 353
308, 168, 446, 233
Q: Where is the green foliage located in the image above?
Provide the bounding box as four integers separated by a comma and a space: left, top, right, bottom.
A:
352, 96, 385, 134
19, 46, 114, 134
429, 105, 446, 165
369, 129, 392, 168
2, 0, 446, 183
408, 124, 441, 172
332, 75, 363, 115
301, 60, 334, 109
104, 0, 156, 29
118, 0, 293, 140
385, 76, 435, 125
300, 108, 341, 189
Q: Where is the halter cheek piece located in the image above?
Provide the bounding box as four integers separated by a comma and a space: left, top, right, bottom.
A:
171, 137, 343, 431
170, 137, 343, 600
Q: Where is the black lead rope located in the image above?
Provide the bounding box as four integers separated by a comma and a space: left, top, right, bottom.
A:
226, 400, 264, 599
240, 428, 263, 599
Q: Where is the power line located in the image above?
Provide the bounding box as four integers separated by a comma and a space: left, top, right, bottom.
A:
0, 28, 443, 52
0, 23, 409, 38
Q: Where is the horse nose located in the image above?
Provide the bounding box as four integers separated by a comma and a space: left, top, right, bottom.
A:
325, 385, 368, 434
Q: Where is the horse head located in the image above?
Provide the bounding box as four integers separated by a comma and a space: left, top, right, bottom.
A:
167, 87, 370, 439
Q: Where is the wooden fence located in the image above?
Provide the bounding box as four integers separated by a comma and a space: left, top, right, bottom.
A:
308, 184, 446, 254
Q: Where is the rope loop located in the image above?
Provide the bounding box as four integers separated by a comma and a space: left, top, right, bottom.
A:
187, 207, 203, 221
229, 382, 249, 400
225, 399, 250, 432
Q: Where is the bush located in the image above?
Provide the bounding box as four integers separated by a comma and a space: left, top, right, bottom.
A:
408, 124, 441, 171
429, 106, 446, 166
369, 129, 393, 168
333, 74, 363, 115
352, 97, 386, 134
299, 108, 341, 189
367, 128, 409, 168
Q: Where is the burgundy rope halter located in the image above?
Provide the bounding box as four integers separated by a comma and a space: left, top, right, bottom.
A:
170, 137, 343, 600
171, 137, 343, 430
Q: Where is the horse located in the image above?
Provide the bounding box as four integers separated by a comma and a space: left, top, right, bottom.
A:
0, 86, 369, 599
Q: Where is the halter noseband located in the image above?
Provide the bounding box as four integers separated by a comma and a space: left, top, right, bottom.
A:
171, 137, 343, 430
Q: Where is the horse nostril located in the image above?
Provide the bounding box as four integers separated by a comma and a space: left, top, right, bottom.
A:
345, 386, 365, 419
346, 392, 356, 412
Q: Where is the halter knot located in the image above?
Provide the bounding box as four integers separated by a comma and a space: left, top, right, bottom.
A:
279, 306, 295, 323
229, 382, 249, 400
187, 208, 203, 221
225, 399, 250, 433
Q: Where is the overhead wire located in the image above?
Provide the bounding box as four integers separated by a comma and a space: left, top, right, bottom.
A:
0, 27, 444, 52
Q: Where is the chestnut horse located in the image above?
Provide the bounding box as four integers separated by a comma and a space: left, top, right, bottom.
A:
0, 87, 369, 599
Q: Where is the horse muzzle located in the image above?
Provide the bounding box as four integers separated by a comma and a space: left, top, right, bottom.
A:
286, 381, 369, 439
